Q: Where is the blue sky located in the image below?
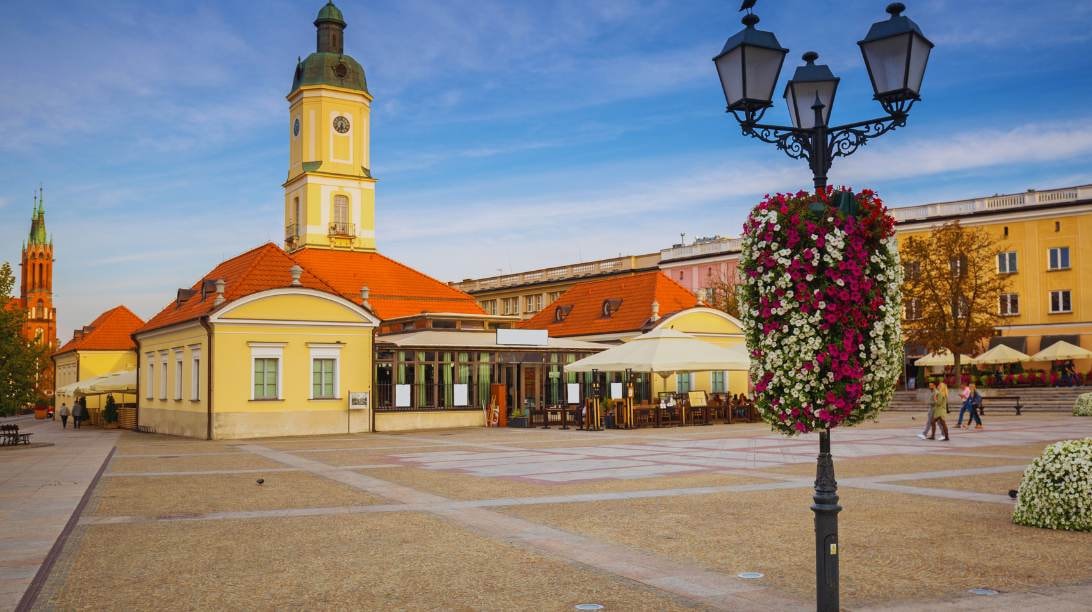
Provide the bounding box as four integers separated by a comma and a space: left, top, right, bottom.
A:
2, 1, 1092, 340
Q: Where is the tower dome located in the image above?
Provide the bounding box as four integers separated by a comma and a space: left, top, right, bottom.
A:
291, 1, 367, 94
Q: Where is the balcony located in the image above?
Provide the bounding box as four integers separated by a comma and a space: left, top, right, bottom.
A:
659, 237, 742, 263
328, 221, 356, 237
890, 184, 1092, 223
285, 223, 299, 244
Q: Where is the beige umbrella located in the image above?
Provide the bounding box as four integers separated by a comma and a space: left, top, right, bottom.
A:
1029, 340, 1092, 362
55, 380, 83, 396
564, 327, 750, 374
87, 369, 137, 393
914, 350, 973, 367
970, 344, 1030, 365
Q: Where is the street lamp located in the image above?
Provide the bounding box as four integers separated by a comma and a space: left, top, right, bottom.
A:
713, 3, 932, 612
714, 2, 932, 193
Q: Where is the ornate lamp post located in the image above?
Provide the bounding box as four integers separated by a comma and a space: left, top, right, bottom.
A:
713, 4, 932, 611
714, 2, 932, 193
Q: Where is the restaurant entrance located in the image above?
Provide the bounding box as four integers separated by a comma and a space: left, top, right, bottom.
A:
501, 363, 543, 423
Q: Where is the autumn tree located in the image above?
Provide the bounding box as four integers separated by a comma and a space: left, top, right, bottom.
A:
900, 221, 1010, 379
704, 269, 741, 318
0, 262, 46, 415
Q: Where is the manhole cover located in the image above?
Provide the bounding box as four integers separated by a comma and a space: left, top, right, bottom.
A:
738, 572, 764, 580
574, 605, 604, 611
968, 588, 999, 596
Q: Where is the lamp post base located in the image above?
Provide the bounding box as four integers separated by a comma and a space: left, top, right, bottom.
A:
813, 428, 841, 612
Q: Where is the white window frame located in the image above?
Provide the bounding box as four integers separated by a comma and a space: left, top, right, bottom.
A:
190, 346, 202, 401
250, 344, 285, 400
1049, 290, 1072, 314
173, 349, 184, 400
999, 293, 1019, 316
145, 352, 155, 399
309, 345, 342, 400
159, 351, 169, 400
1048, 247, 1070, 271
997, 251, 1017, 274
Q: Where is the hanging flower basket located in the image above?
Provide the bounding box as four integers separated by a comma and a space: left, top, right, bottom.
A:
738, 188, 903, 435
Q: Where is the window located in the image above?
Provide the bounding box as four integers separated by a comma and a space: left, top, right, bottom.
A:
1002, 226, 1008, 238
949, 256, 967, 277
524, 294, 542, 313
997, 251, 1017, 274
334, 195, 349, 225
191, 348, 201, 401
174, 350, 183, 400
678, 271, 684, 280
999, 293, 1019, 316
676, 372, 692, 393
547, 291, 563, 304
954, 295, 969, 319
502, 297, 519, 316
1048, 247, 1070, 270
482, 300, 497, 315
1049, 290, 1072, 314
905, 298, 922, 321
145, 353, 155, 399
159, 352, 169, 400
904, 261, 920, 281
310, 345, 342, 399
250, 344, 284, 400
711, 371, 726, 394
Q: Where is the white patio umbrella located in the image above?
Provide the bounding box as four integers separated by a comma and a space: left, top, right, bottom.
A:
564, 327, 750, 374
87, 369, 137, 393
913, 350, 973, 367
1030, 340, 1092, 362
55, 380, 83, 396
970, 344, 1030, 365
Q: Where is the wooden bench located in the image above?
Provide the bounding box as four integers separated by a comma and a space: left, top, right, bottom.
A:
980, 396, 1022, 416
1, 424, 33, 446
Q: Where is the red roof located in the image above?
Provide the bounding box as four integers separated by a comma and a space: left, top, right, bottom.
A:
290, 248, 484, 320
55, 305, 144, 354
520, 271, 696, 337
137, 243, 339, 335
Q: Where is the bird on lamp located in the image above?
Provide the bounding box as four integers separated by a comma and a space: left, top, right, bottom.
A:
739, 0, 757, 12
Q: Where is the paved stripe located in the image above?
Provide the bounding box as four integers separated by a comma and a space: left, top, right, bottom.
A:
103, 464, 400, 477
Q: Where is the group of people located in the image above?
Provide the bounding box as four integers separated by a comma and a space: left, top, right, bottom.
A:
917, 381, 984, 441
57, 398, 88, 429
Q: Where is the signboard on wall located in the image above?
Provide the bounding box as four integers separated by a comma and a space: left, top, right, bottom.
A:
349, 391, 370, 410
496, 329, 549, 347
453, 384, 469, 407
395, 384, 411, 408
566, 383, 580, 404
610, 382, 623, 399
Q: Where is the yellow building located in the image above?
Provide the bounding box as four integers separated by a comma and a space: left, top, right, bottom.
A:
52, 305, 144, 413
892, 184, 1092, 371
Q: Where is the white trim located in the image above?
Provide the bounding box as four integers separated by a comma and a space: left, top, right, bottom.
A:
654, 306, 746, 331
144, 352, 155, 399
134, 320, 203, 341
329, 111, 353, 165
173, 349, 184, 400
1048, 290, 1073, 314
210, 287, 380, 326
191, 350, 201, 401
289, 87, 373, 104
250, 345, 283, 401
159, 351, 169, 400
283, 173, 376, 190
894, 202, 1092, 231
309, 345, 342, 400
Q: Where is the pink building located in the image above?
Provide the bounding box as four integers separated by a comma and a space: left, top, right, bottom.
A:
657, 236, 742, 303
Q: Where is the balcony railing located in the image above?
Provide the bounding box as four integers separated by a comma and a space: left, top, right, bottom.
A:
890, 184, 1092, 223
659, 237, 742, 262
285, 223, 299, 243
454, 253, 659, 293
328, 221, 355, 237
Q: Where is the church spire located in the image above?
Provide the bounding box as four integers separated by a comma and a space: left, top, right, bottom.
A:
28, 186, 48, 246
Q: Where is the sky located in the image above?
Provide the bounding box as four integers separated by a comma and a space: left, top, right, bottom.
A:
2, 0, 1092, 341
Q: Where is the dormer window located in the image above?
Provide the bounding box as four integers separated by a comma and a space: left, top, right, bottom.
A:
554, 305, 573, 322
601, 298, 623, 318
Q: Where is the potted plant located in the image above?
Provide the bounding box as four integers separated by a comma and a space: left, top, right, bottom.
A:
33, 398, 49, 420
103, 395, 119, 429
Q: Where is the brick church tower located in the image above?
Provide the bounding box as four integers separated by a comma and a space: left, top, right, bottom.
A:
19, 187, 57, 396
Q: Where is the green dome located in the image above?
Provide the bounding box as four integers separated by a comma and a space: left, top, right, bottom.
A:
315, 1, 346, 26
292, 52, 367, 93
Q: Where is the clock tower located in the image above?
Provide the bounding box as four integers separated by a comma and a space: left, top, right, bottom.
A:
284, 1, 376, 252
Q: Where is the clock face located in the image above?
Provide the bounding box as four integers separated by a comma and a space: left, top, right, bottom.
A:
293, 118, 300, 136
333, 116, 350, 134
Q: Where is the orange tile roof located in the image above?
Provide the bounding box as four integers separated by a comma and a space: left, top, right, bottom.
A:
137, 243, 339, 335
55, 305, 145, 355
520, 271, 696, 337
289, 248, 484, 320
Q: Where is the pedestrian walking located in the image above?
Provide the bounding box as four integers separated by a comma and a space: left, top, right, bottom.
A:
918, 382, 938, 440
956, 383, 973, 428
928, 381, 950, 440
73, 398, 85, 429
964, 383, 983, 430
59, 403, 70, 429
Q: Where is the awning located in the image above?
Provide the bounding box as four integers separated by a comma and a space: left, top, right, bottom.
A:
913, 350, 973, 367
55, 369, 137, 397
970, 344, 1029, 365
1030, 340, 1092, 362
564, 327, 750, 374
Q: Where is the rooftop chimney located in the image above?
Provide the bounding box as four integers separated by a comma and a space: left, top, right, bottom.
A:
290, 264, 303, 287
361, 285, 371, 310
213, 279, 226, 306
650, 300, 660, 322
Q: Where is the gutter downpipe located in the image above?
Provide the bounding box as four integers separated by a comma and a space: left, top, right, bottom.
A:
199, 317, 213, 441
127, 334, 136, 430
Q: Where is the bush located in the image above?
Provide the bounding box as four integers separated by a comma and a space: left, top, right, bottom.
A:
103, 395, 118, 423
1012, 438, 1092, 531
1076, 394, 1092, 417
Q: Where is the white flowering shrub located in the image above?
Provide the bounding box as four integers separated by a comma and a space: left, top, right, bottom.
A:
1074, 393, 1092, 417
1012, 438, 1092, 532
738, 189, 903, 435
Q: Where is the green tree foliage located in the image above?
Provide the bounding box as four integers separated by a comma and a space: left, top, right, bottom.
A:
0, 262, 46, 416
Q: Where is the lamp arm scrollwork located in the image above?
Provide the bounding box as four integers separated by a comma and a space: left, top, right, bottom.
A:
741, 122, 814, 163
824, 113, 907, 162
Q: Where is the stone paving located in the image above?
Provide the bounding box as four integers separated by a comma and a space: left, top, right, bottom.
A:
8, 413, 1092, 610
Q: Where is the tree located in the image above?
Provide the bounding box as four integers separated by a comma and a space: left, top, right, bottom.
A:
0, 262, 46, 416
900, 221, 1010, 381
704, 268, 742, 319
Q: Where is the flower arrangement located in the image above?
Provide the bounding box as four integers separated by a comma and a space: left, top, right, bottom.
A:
1012, 438, 1092, 531
1075, 393, 1092, 417
738, 188, 903, 435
